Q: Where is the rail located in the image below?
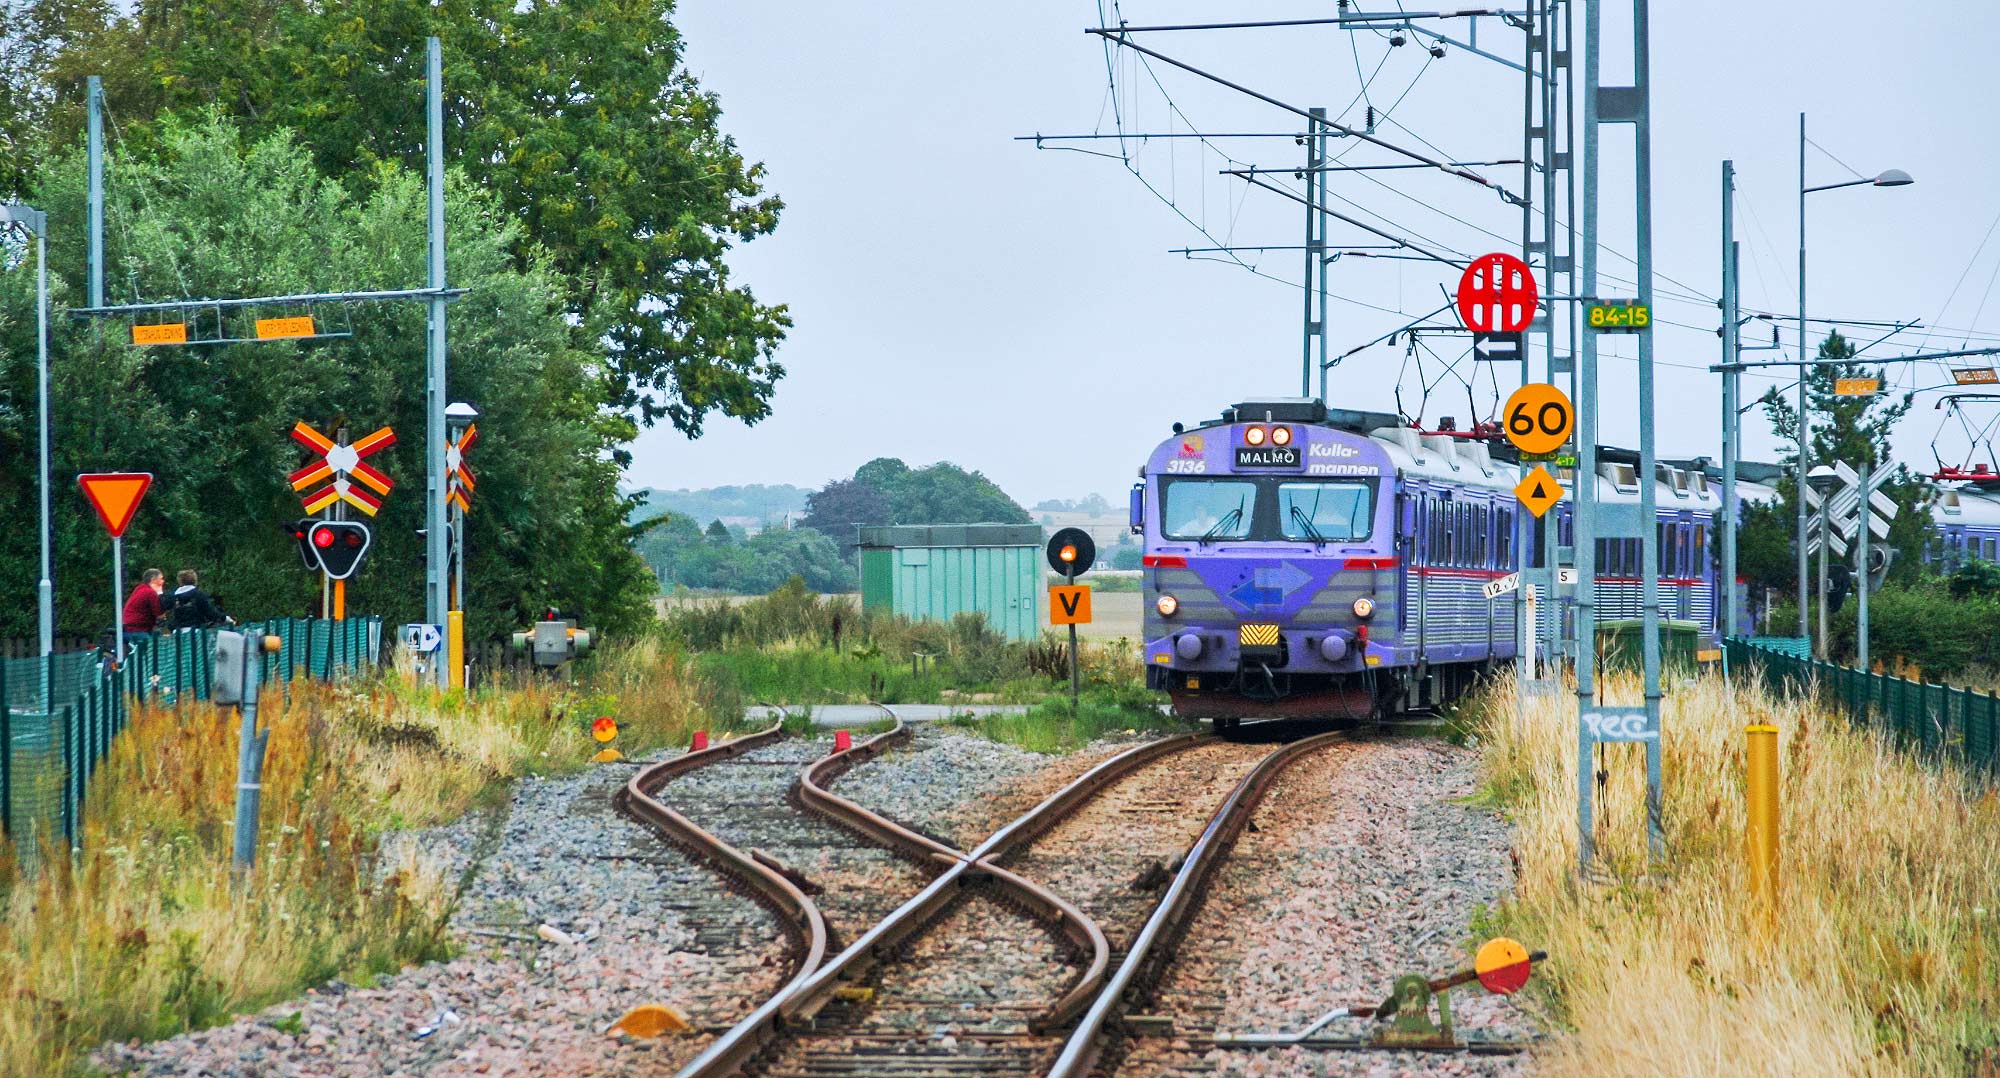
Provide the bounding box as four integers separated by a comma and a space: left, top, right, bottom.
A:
614, 719, 827, 1078
680, 724, 1215, 1077
1047, 727, 1350, 1077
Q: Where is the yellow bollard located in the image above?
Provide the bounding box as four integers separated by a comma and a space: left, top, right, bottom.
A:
1745, 724, 1780, 912
447, 609, 465, 691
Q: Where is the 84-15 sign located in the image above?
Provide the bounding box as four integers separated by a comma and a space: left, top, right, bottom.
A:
1502, 383, 1573, 456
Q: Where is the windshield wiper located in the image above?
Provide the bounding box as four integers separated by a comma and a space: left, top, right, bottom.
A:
1200, 505, 1244, 547
1290, 504, 1327, 547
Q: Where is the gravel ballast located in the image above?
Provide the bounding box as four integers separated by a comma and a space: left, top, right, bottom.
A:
1117, 733, 1539, 1078
91, 726, 1128, 1077
92, 723, 1537, 1077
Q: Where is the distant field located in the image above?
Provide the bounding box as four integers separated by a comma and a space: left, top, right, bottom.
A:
655, 588, 1146, 643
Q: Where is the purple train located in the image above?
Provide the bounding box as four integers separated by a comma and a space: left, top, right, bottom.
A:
1131, 399, 1722, 723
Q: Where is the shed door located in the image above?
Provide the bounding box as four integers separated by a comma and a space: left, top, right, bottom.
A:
1015, 546, 1041, 641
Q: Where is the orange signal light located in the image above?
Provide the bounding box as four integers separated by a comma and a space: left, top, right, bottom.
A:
1060, 544, 1077, 563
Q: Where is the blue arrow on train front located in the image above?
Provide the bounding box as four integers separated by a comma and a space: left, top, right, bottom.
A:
1230, 563, 1312, 608
1231, 579, 1281, 607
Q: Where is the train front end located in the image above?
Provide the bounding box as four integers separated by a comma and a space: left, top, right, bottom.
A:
1134, 401, 1398, 722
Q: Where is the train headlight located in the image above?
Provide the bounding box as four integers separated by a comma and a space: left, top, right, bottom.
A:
1352, 596, 1375, 619
1244, 425, 1267, 446
1271, 425, 1292, 446
1156, 594, 1179, 617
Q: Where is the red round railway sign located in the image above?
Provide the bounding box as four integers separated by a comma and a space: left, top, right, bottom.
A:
1456, 252, 1538, 334
1474, 937, 1533, 995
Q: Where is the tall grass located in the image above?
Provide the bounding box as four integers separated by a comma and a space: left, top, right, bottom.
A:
0, 638, 711, 1076
665, 579, 1118, 712
1471, 671, 2000, 1075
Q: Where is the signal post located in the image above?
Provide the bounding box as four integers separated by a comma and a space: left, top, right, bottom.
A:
1046, 528, 1096, 710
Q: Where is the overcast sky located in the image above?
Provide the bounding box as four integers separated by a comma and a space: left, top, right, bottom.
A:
628, 1, 2000, 506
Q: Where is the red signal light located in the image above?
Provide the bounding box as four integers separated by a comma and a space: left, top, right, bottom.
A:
313, 528, 335, 548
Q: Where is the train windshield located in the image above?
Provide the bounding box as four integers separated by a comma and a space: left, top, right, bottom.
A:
1161, 480, 1256, 540
1160, 477, 1375, 542
1278, 482, 1373, 541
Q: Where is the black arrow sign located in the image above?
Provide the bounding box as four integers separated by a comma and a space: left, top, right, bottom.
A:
1473, 331, 1524, 362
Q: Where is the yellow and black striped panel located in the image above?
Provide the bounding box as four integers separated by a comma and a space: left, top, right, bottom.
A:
1238, 623, 1281, 647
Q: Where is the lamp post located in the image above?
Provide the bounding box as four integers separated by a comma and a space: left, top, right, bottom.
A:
1796, 112, 1912, 649
1, 205, 53, 663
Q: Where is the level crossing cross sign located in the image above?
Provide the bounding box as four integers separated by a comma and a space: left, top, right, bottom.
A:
446, 423, 477, 513
290, 422, 396, 516
1456, 252, 1538, 335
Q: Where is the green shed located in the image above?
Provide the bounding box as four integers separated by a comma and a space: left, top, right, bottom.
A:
857, 524, 1044, 641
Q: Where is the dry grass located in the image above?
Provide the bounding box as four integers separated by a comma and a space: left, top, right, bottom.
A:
1472, 670, 2000, 1076
0, 637, 711, 1076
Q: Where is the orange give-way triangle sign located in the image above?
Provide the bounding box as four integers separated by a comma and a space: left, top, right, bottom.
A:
78, 473, 153, 538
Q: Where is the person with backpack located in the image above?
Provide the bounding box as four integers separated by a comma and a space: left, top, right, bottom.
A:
168, 569, 233, 630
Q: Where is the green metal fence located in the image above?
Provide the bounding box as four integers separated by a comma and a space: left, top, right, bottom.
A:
1727, 637, 2000, 780
1, 616, 383, 865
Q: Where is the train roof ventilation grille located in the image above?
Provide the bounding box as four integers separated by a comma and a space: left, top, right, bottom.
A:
1601, 462, 1640, 492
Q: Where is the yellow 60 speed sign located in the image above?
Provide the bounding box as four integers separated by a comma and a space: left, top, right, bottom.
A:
1502, 383, 1574, 455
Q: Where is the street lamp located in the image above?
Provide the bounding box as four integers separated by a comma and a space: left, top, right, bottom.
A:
1796, 114, 1912, 652
1, 204, 53, 663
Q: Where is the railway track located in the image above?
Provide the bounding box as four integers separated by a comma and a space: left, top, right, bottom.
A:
1046, 726, 1352, 1077
615, 710, 952, 1073
632, 716, 1361, 1078
700, 721, 1355, 1078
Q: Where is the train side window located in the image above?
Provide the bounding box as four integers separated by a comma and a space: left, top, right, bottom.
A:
1694, 523, 1707, 573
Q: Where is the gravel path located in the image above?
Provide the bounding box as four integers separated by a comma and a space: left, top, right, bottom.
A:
1114, 733, 1539, 1078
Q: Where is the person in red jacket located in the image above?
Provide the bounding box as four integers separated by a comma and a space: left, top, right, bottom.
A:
121, 568, 166, 635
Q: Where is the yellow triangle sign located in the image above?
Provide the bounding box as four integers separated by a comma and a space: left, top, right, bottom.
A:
1514, 465, 1564, 518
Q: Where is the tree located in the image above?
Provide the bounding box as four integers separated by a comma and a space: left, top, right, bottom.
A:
0, 115, 654, 639
704, 519, 733, 542
799, 478, 892, 555
885, 462, 1032, 526
12, 0, 788, 436
1756, 330, 1927, 589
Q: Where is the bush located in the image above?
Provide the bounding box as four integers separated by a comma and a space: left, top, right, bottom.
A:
659, 580, 1155, 709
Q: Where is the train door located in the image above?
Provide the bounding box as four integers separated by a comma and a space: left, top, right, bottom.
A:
1397, 491, 1417, 634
